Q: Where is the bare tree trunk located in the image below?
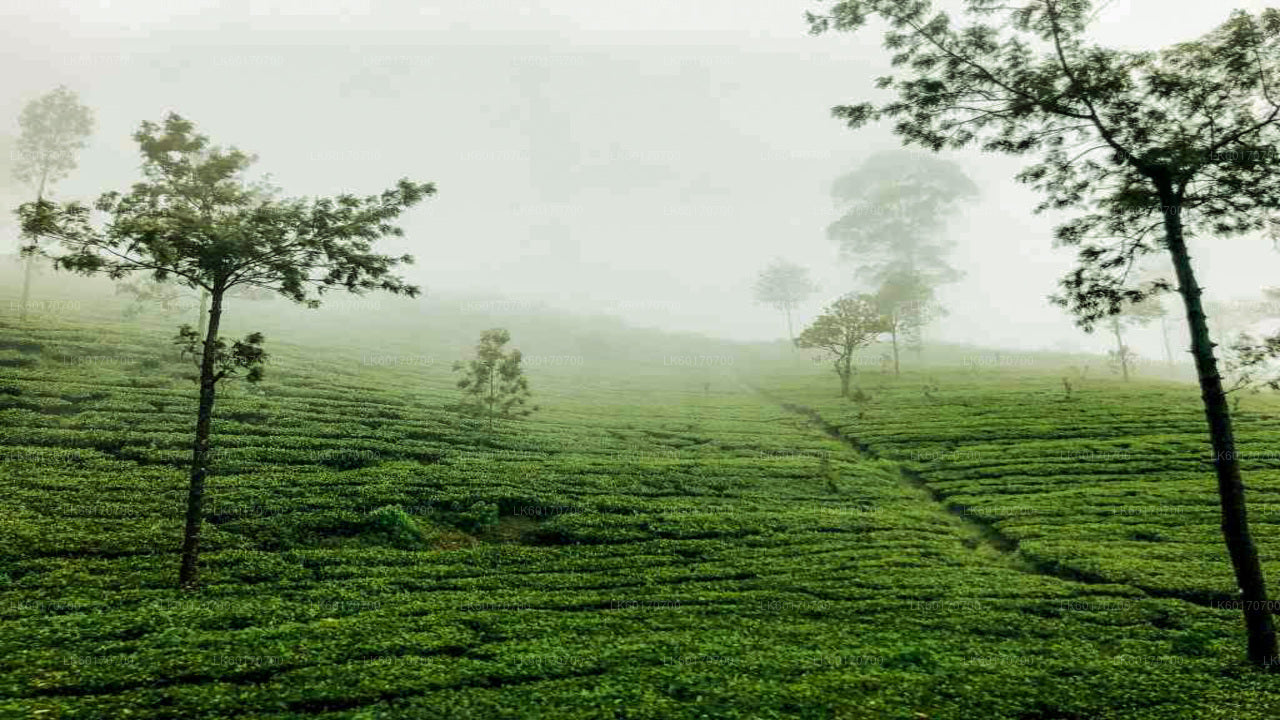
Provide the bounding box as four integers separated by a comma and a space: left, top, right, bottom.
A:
179, 289, 224, 589
197, 290, 210, 340
1111, 318, 1130, 382
785, 305, 795, 345
890, 324, 900, 377
19, 174, 47, 323
1161, 314, 1174, 368
18, 256, 34, 322
1160, 186, 1277, 667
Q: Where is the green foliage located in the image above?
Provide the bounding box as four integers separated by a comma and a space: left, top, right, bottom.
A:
810, 2, 1280, 324
175, 325, 268, 383
875, 269, 944, 362
809, 0, 1280, 665
360, 505, 429, 549
19, 113, 431, 305
3, 281, 1280, 718
794, 293, 889, 396
317, 448, 383, 471
14, 112, 435, 588
454, 500, 500, 533
453, 328, 536, 429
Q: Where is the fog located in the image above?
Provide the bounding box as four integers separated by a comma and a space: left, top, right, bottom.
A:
4, 0, 1279, 355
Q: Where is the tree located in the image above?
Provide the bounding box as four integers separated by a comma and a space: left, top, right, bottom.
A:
453, 328, 536, 431
873, 269, 936, 376
827, 150, 977, 291
12, 86, 94, 322
0, 133, 17, 209
794, 293, 888, 397
753, 258, 818, 342
1106, 297, 1163, 381
808, 0, 1280, 666
1132, 263, 1179, 369
19, 113, 433, 588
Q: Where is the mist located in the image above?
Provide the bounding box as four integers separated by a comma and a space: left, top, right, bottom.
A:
12, 1, 1280, 715
3, 0, 1274, 357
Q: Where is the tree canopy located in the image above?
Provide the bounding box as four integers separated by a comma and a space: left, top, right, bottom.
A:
13, 85, 94, 194
21, 113, 432, 304
454, 328, 536, 430
753, 258, 819, 341
828, 150, 977, 287
795, 293, 888, 397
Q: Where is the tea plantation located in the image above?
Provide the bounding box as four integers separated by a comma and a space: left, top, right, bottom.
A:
2, 295, 1279, 718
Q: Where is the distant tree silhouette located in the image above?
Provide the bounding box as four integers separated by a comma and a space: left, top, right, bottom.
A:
13, 86, 93, 322
753, 258, 818, 342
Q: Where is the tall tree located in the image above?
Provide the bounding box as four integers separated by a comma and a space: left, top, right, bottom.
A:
12, 86, 94, 321
808, 0, 1280, 665
794, 293, 887, 397
0, 133, 19, 253
20, 113, 433, 588
753, 258, 819, 342
827, 150, 977, 290
873, 269, 936, 376
453, 328, 536, 431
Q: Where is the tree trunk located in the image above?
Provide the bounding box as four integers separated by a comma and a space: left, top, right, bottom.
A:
19, 175, 47, 323
488, 369, 495, 432
1111, 319, 1130, 382
890, 325, 900, 377
836, 352, 852, 398
178, 289, 224, 589
1161, 315, 1174, 368
197, 290, 210, 339
1161, 186, 1278, 667
785, 305, 795, 345
18, 256, 34, 322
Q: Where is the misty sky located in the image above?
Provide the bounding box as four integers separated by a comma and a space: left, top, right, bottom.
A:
3, 0, 1278, 355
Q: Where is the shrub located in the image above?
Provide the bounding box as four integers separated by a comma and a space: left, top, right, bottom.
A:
360, 505, 429, 549
456, 500, 500, 533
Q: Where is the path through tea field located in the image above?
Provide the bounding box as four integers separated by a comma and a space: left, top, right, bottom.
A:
2, 304, 1279, 719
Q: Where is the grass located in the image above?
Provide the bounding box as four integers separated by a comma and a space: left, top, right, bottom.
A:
1, 273, 1279, 718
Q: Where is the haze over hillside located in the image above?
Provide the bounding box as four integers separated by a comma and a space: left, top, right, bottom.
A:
5, 0, 1280, 353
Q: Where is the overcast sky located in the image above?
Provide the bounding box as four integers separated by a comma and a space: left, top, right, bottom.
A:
2, 0, 1278, 354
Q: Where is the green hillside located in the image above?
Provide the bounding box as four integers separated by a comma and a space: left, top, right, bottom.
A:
2, 274, 1278, 719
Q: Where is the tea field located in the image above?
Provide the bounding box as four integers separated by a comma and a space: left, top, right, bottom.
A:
2, 288, 1279, 718
757, 366, 1280, 603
